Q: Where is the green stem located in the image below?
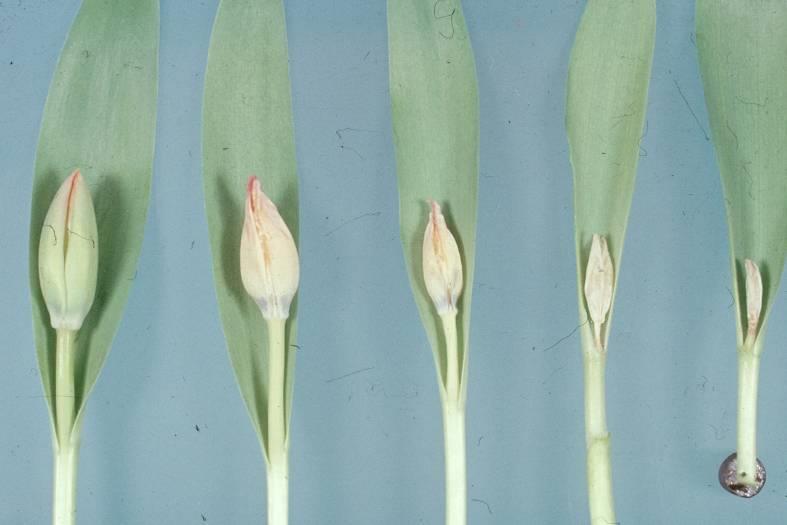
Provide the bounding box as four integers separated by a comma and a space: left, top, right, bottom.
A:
266, 319, 288, 525
53, 329, 79, 525
440, 313, 459, 400
584, 348, 615, 525
736, 347, 760, 486
439, 313, 465, 525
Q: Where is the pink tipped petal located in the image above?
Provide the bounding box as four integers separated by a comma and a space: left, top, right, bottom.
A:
422, 200, 463, 315
39, 169, 98, 330
240, 176, 299, 320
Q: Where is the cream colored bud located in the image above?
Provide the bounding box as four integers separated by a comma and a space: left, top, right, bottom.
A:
422, 200, 463, 316
584, 234, 614, 350
38, 170, 98, 331
240, 176, 299, 320
744, 258, 762, 341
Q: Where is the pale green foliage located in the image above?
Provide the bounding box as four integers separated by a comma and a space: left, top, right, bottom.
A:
29, 0, 159, 429
202, 0, 298, 457
388, 0, 478, 400
566, 0, 656, 346
696, 0, 787, 345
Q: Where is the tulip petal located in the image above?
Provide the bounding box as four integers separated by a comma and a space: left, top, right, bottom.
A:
240, 176, 299, 320
744, 259, 762, 342
39, 170, 98, 330
423, 200, 463, 316
584, 234, 614, 350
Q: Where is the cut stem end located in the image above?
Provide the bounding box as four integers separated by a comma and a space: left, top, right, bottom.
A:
718, 452, 766, 498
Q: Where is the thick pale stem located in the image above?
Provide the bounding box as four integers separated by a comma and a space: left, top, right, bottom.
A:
736, 349, 760, 486
266, 319, 288, 525
53, 330, 79, 525
438, 313, 465, 525
53, 444, 79, 525
266, 460, 288, 525
584, 349, 615, 525
442, 399, 466, 525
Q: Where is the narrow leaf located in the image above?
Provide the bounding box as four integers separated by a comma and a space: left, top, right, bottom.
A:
29, 0, 159, 424
566, 0, 656, 342
388, 0, 479, 398
696, 0, 787, 344
203, 0, 299, 452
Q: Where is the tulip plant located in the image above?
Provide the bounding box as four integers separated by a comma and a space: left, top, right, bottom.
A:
566, 1, 655, 522
423, 201, 467, 524
202, 0, 300, 523
240, 177, 300, 522
29, 2, 158, 524
696, 0, 787, 497
388, 1, 479, 524
38, 171, 98, 524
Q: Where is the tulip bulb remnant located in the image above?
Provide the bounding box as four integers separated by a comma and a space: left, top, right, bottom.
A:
240, 176, 299, 321
239, 176, 299, 525
422, 200, 467, 525
39, 170, 98, 331
584, 234, 614, 351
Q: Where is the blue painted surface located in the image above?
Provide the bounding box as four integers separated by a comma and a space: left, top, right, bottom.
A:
0, 1, 785, 523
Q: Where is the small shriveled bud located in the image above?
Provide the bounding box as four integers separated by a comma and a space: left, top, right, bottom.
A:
38, 170, 99, 331
584, 234, 614, 350
422, 200, 463, 316
240, 176, 300, 320
744, 259, 762, 342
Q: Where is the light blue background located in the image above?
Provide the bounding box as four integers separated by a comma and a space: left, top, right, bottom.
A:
2, 1, 786, 523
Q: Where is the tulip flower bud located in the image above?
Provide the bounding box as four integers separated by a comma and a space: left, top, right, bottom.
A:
38, 170, 99, 331
584, 234, 614, 350
744, 258, 762, 342
422, 200, 463, 316
240, 176, 299, 320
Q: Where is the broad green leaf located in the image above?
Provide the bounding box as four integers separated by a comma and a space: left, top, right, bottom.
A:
697, 1, 787, 344
566, 0, 656, 345
29, 0, 159, 427
388, 0, 479, 398
203, 0, 298, 456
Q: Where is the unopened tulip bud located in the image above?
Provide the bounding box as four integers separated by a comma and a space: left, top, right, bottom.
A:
38, 170, 98, 331
584, 234, 614, 350
240, 176, 299, 320
744, 259, 762, 342
422, 200, 463, 316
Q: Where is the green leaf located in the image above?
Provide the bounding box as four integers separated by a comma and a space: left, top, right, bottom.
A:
697, 0, 787, 344
202, 0, 298, 456
566, 0, 656, 343
388, 0, 479, 398
29, 0, 159, 427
